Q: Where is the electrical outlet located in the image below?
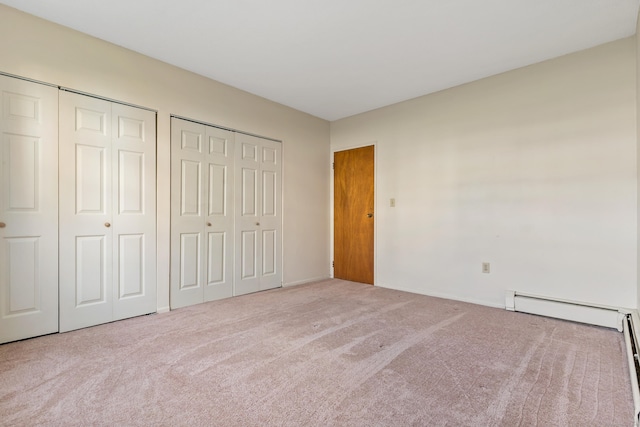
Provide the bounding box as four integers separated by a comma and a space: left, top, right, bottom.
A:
482, 262, 490, 274
390, 198, 396, 207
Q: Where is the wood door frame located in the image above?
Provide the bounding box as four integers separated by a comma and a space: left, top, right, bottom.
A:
330, 142, 376, 284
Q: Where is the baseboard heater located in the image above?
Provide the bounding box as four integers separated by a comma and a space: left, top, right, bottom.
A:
505, 291, 624, 330
623, 312, 640, 427
505, 291, 640, 426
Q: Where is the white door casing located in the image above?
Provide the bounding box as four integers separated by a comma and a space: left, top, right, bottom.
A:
170, 118, 234, 309
0, 75, 58, 344
59, 91, 156, 332
234, 133, 282, 296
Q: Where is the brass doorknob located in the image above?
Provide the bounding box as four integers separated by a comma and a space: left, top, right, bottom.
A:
0, 222, 5, 228
256, 222, 260, 226
105, 222, 111, 228
207, 222, 212, 227
367, 213, 373, 218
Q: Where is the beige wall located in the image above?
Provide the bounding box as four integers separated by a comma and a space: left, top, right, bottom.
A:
332, 38, 637, 309
0, 5, 331, 311
1, 3, 637, 313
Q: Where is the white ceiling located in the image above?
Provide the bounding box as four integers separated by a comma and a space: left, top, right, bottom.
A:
2, 1, 639, 121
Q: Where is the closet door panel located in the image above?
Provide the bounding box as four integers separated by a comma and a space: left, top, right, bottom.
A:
262, 229, 277, 276
180, 232, 201, 289
0, 77, 59, 329
111, 103, 156, 320
171, 119, 235, 307
257, 139, 282, 291
208, 164, 225, 215
234, 136, 261, 296
118, 234, 144, 298
204, 126, 234, 301
170, 118, 206, 309
0, 117, 57, 336
60, 93, 156, 331
207, 232, 225, 283
76, 144, 107, 213
0, 81, 58, 343
241, 230, 258, 278
235, 134, 281, 295
181, 160, 202, 216
75, 235, 107, 305
59, 93, 113, 332
171, 119, 280, 306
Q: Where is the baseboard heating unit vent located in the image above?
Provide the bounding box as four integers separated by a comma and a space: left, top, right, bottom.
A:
622, 313, 640, 427
505, 291, 640, 425
505, 291, 624, 330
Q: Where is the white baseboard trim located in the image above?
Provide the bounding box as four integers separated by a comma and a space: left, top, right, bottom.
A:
157, 306, 170, 314
374, 282, 504, 309
283, 276, 331, 288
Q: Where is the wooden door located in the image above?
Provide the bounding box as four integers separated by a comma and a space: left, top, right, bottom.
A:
334, 145, 374, 284
59, 91, 156, 332
0, 75, 58, 344
234, 133, 282, 296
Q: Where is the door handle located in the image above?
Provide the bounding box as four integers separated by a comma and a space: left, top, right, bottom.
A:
105, 222, 111, 228
0, 222, 5, 228
366, 213, 373, 218
207, 222, 212, 227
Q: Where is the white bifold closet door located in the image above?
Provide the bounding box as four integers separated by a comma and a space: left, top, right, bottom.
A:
59, 91, 156, 332
0, 75, 58, 344
170, 118, 235, 309
170, 118, 282, 308
234, 133, 282, 296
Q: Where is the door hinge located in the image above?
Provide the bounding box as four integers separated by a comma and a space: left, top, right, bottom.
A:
332, 162, 334, 170
332, 261, 334, 268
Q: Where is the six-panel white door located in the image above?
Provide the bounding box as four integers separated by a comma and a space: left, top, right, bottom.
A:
234, 133, 282, 296
1, 80, 280, 338
59, 91, 156, 332
0, 75, 58, 344
170, 118, 235, 309
0, 76, 282, 342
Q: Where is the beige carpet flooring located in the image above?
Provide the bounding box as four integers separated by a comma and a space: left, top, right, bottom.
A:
0, 279, 634, 426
